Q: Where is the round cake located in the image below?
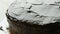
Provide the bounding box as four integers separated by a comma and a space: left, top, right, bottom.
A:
6, 0, 60, 34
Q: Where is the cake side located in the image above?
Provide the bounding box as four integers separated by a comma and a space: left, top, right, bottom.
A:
6, 11, 60, 34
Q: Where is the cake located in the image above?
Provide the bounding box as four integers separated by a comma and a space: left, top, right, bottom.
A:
6, 0, 60, 34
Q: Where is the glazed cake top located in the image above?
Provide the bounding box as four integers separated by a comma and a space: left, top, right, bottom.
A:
8, 0, 60, 25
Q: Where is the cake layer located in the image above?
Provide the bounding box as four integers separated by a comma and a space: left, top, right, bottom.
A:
6, 12, 60, 34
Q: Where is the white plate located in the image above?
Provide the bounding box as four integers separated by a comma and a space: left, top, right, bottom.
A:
0, 17, 9, 34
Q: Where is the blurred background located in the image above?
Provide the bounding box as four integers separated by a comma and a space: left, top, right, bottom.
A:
0, 0, 15, 22
0, 0, 15, 34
